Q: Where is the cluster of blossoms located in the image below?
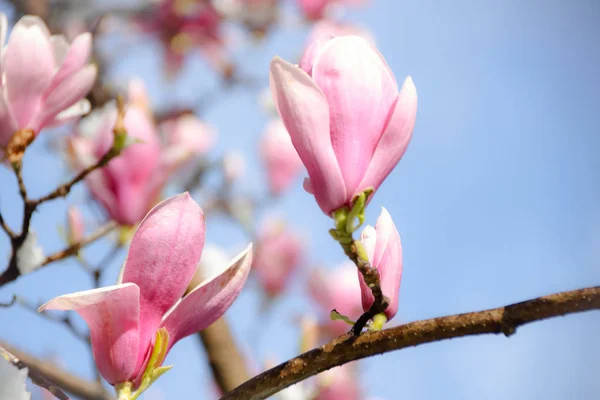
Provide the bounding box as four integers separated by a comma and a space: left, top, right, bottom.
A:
0, 0, 416, 395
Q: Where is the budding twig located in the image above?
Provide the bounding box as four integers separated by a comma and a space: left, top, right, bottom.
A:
221, 285, 600, 400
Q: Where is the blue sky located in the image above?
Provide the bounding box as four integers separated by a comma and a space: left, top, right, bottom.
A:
0, 0, 599, 399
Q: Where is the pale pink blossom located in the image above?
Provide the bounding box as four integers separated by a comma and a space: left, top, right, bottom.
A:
309, 262, 363, 337
358, 207, 402, 320
252, 218, 304, 297
260, 118, 303, 195
270, 36, 417, 215
67, 207, 84, 244
315, 364, 361, 400
223, 150, 246, 183
159, 113, 216, 171
71, 84, 163, 226
295, 0, 366, 20
40, 193, 253, 388
0, 13, 96, 150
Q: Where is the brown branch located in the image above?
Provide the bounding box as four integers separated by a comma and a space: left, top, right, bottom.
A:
0, 341, 113, 400
32, 149, 121, 205
0, 210, 16, 239
198, 318, 250, 394
221, 285, 600, 400
40, 222, 118, 267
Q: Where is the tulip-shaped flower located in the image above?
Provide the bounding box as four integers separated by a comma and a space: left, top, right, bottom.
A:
0, 13, 96, 156
260, 118, 303, 195
309, 262, 364, 337
270, 36, 417, 215
358, 207, 402, 326
39, 194, 253, 398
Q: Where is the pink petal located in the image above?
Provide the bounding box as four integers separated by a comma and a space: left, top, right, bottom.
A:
311, 36, 398, 196
160, 244, 252, 348
4, 16, 54, 128
269, 57, 346, 214
357, 76, 417, 196
122, 193, 205, 367
39, 284, 140, 384
46, 33, 93, 95
32, 64, 97, 130
260, 118, 303, 195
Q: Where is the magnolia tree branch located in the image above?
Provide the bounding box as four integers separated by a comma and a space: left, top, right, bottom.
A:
0, 341, 113, 400
198, 318, 250, 393
221, 286, 600, 400
39, 221, 118, 268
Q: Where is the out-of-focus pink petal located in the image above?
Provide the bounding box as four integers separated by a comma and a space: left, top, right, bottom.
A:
67, 207, 84, 244
309, 263, 363, 337
270, 57, 346, 214
357, 77, 417, 195
252, 219, 303, 296
160, 244, 252, 348
311, 36, 398, 196
296, 0, 329, 19
358, 207, 402, 319
260, 119, 303, 195
122, 193, 205, 367
33, 64, 97, 130
46, 33, 92, 94
39, 284, 140, 384
4, 16, 54, 128
315, 364, 361, 400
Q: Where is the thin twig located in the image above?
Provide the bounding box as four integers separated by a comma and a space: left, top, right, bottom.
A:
31, 149, 121, 206
221, 285, 600, 400
0, 344, 69, 400
40, 221, 118, 267
0, 341, 113, 400
0, 210, 17, 239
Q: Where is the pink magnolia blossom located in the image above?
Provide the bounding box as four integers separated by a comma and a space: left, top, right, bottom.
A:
270, 36, 417, 215
252, 218, 304, 297
71, 85, 163, 226
159, 113, 216, 172
0, 13, 96, 150
309, 262, 363, 337
315, 364, 361, 400
137, 0, 232, 78
40, 193, 253, 388
260, 118, 303, 195
66, 207, 84, 244
358, 207, 402, 320
295, 0, 366, 20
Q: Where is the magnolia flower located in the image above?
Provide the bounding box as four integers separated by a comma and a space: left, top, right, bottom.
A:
0, 13, 96, 151
295, 0, 366, 20
309, 262, 363, 337
358, 207, 402, 321
252, 218, 304, 297
71, 83, 163, 226
270, 36, 417, 215
136, 0, 231, 78
40, 193, 253, 393
260, 118, 303, 195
